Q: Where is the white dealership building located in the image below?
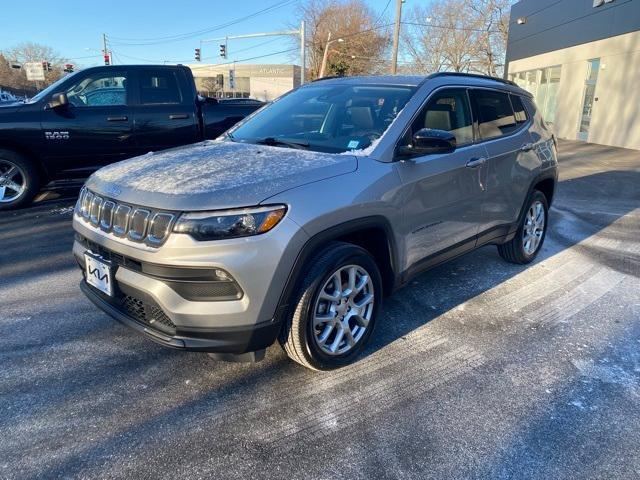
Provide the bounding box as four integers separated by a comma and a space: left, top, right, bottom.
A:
186, 63, 301, 101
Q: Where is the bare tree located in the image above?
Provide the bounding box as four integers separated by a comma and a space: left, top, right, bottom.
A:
296, 0, 390, 79
1, 42, 69, 92
403, 0, 511, 76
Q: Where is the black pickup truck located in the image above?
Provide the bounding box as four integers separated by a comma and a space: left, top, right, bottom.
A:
0, 65, 263, 209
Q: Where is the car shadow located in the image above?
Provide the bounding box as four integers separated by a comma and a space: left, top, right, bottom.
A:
360, 168, 640, 360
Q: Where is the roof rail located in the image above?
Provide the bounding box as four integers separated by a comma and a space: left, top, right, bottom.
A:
311, 75, 343, 82
427, 72, 518, 87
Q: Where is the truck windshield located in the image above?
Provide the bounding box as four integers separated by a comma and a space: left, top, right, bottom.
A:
26, 71, 81, 104
228, 83, 416, 154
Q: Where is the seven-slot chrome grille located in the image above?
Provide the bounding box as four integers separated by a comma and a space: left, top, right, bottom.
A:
77, 187, 177, 247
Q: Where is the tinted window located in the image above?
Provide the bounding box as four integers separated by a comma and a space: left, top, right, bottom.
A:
408, 89, 474, 145
472, 90, 518, 140
66, 72, 127, 107
139, 71, 182, 105
510, 94, 528, 124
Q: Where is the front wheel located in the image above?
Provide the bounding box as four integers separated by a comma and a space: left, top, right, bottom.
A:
498, 190, 548, 264
0, 150, 40, 210
279, 242, 383, 371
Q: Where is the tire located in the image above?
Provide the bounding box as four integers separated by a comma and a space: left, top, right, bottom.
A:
0, 149, 40, 210
279, 241, 383, 371
498, 190, 548, 264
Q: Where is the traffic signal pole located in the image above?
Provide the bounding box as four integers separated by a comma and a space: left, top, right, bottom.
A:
200, 21, 306, 84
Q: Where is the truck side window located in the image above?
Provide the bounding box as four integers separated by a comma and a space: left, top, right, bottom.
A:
139, 71, 182, 105
65, 73, 128, 107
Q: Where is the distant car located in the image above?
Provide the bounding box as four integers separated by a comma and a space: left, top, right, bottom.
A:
73, 72, 558, 371
0, 65, 263, 209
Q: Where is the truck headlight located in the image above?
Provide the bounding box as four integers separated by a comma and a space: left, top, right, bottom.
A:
173, 205, 287, 241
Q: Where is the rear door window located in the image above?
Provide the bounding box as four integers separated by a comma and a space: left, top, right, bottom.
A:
471, 90, 519, 140
139, 70, 182, 105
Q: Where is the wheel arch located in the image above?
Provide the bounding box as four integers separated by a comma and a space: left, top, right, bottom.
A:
274, 216, 400, 324
0, 140, 48, 182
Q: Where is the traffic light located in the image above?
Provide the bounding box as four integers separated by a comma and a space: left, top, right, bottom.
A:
104, 53, 110, 66
219, 44, 226, 58
41, 61, 48, 72
194, 48, 201, 62
216, 74, 224, 87
46, 62, 52, 71
64, 64, 74, 73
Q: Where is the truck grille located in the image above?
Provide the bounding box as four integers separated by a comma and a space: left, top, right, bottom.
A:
77, 187, 177, 247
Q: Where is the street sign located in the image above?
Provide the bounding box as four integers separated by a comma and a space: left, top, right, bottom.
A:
229, 69, 236, 89
24, 62, 45, 81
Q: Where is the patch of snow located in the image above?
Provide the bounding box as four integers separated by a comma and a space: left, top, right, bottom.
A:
341, 107, 406, 156
92, 141, 351, 196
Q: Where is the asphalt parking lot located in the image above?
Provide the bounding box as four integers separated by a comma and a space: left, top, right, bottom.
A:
1, 140, 639, 480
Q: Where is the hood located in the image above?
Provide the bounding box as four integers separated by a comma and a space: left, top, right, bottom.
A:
0, 102, 24, 111
86, 140, 358, 211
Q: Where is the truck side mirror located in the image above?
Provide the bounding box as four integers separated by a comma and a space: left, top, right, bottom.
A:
46, 92, 69, 110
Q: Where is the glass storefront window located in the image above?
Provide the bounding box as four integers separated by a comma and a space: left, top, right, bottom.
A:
509, 65, 562, 125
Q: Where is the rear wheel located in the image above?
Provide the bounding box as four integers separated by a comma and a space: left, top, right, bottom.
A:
0, 150, 40, 210
498, 190, 548, 264
279, 242, 382, 371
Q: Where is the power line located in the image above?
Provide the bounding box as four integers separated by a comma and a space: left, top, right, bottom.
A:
107, 0, 299, 46
402, 21, 501, 34
373, 0, 393, 27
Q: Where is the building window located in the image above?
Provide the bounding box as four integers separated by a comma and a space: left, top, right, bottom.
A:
509, 65, 561, 124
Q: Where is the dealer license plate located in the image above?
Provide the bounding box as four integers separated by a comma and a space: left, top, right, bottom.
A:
84, 252, 113, 297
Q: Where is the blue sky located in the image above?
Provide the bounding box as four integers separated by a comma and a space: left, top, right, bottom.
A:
0, 0, 403, 67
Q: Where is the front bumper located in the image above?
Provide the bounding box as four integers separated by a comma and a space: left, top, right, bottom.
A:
73, 210, 309, 353
80, 281, 280, 353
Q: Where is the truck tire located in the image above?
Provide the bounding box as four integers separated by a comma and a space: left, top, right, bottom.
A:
0, 149, 40, 210
498, 190, 548, 264
279, 241, 382, 371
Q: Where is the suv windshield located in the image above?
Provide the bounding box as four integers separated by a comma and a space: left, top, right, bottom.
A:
229, 83, 416, 154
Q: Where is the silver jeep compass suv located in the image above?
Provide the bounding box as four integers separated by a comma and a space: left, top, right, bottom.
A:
73, 73, 558, 370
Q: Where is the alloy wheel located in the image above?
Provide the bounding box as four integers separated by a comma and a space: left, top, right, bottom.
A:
522, 200, 545, 255
312, 264, 375, 356
0, 159, 27, 203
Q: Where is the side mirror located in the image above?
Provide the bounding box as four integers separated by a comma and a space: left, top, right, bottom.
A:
46, 92, 68, 110
397, 128, 457, 157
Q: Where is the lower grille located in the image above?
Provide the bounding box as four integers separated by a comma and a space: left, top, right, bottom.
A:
121, 295, 176, 332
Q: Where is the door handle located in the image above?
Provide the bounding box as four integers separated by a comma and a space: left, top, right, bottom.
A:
466, 157, 486, 168
520, 143, 534, 152
169, 114, 189, 120
107, 116, 128, 122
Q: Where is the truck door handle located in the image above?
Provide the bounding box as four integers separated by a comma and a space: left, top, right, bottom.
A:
107, 116, 128, 122
466, 157, 486, 168
169, 114, 189, 120
521, 143, 534, 152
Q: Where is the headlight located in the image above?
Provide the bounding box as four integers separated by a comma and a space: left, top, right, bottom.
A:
173, 205, 287, 241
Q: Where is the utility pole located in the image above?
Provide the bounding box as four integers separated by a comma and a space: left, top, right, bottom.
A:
319, 32, 332, 79
300, 20, 306, 85
390, 0, 403, 75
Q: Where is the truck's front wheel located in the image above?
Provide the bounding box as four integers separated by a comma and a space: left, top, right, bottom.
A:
0, 149, 40, 210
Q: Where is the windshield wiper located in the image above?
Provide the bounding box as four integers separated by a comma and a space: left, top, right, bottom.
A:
254, 137, 310, 150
